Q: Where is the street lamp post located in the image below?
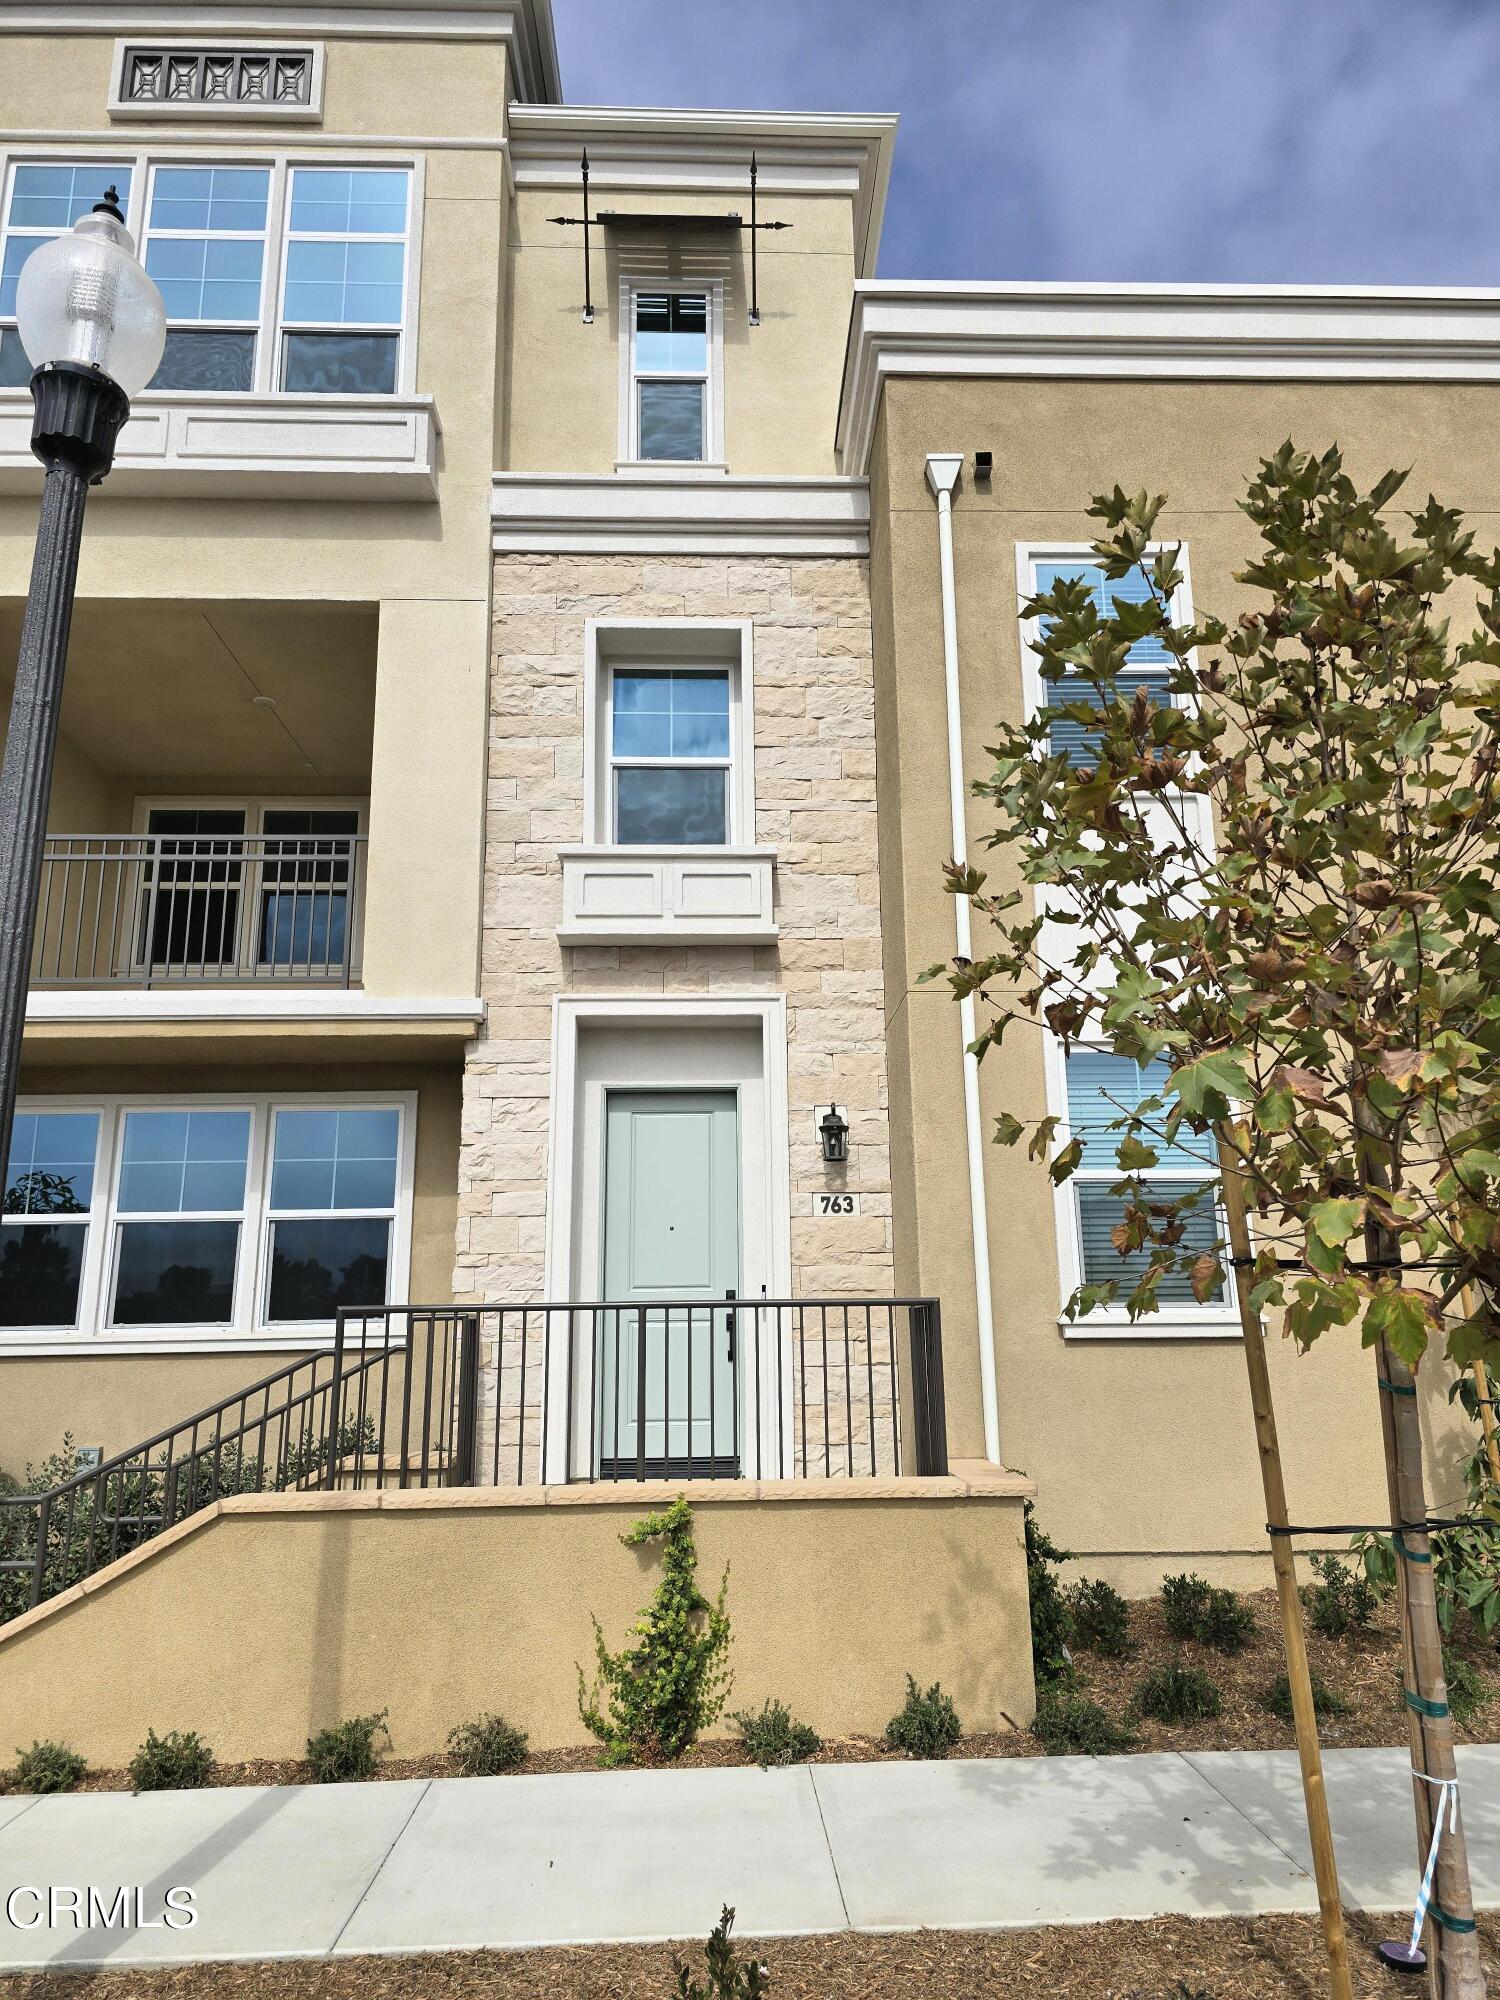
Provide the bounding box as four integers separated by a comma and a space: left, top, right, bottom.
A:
0, 189, 164, 1183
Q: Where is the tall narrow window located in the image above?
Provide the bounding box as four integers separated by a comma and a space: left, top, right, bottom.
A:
632, 292, 708, 461
258, 808, 359, 972
0, 163, 134, 387
610, 668, 731, 844
0, 1112, 100, 1329
110, 1108, 250, 1326
1065, 1050, 1221, 1304
142, 164, 270, 391
279, 167, 409, 393
265, 1106, 398, 1320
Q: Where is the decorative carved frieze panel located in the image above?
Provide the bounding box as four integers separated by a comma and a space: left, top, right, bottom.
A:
110, 43, 324, 120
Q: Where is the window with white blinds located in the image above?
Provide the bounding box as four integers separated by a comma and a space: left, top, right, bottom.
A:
1064, 1049, 1220, 1304
1032, 560, 1176, 765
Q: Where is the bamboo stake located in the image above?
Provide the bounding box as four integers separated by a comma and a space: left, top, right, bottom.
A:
1216, 1134, 1354, 2000
1471, 1355, 1500, 1491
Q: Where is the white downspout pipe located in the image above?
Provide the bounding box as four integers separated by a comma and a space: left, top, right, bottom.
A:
925, 452, 1002, 1465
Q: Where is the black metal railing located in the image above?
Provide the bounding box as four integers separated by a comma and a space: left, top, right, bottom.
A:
0, 1312, 463, 1621
362, 1294, 947, 1488
0, 1297, 946, 1621
32, 833, 366, 987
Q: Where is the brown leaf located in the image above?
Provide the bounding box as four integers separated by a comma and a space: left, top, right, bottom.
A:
1189, 1253, 1222, 1304
1246, 950, 1292, 986
1271, 1063, 1330, 1107
1351, 877, 1395, 910
1377, 1049, 1424, 1086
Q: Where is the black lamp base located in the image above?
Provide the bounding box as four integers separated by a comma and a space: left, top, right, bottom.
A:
29, 362, 130, 484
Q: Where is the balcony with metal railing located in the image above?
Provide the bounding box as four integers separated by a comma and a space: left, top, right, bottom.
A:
31, 831, 367, 989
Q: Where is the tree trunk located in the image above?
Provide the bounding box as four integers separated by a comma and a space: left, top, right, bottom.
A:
1367, 1217, 1486, 2000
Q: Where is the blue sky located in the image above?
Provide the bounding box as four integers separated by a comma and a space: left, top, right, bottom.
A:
553, 0, 1500, 284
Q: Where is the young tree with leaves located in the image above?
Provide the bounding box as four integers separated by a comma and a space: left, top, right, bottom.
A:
938, 443, 1500, 1998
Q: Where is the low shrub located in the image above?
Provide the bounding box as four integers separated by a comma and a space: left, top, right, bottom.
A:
673, 1905, 769, 2000
579, 1496, 731, 1766
1301, 1552, 1381, 1638
884, 1676, 962, 1759
1160, 1572, 1254, 1654
1161, 1572, 1213, 1640
307, 1710, 390, 1784
129, 1729, 215, 1793
1067, 1577, 1135, 1659
1032, 1688, 1135, 1756
447, 1713, 527, 1777
731, 1699, 822, 1769
1443, 1650, 1492, 1727
12, 1741, 86, 1795
1024, 1501, 1074, 1685
1135, 1662, 1223, 1724
1262, 1671, 1350, 1722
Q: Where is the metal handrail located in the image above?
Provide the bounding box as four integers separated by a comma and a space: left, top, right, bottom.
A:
32, 832, 367, 987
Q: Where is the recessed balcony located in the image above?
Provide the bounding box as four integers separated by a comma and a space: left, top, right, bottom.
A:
32, 830, 366, 990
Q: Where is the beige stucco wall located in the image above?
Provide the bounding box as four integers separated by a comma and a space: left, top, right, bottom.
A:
0, 1060, 462, 1477
0, 34, 507, 1010
503, 190, 858, 475
461, 553, 896, 1467
867, 375, 1490, 1583
0, 1474, 1034, 1761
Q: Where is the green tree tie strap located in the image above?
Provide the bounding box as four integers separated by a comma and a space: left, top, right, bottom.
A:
1405, 1688, 1449, 1719
1392, 1531, 1433, 1564
1378, 1376, 1419, 1398
1431, 1904, 1478, 1936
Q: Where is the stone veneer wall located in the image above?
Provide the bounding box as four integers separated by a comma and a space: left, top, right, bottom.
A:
458, 553, 897, 1477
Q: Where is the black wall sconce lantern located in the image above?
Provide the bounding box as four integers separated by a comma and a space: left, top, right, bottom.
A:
818, 1105, 849, 1164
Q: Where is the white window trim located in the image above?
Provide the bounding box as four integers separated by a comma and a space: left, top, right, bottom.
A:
540, 994, 794, 1482
138, 156, 271, 382
1018, 539, 1236, 1339
0, 145, 423, 398
0, 1090, 416, 1357
617, 277, 726, 469
580, 618, 756, 847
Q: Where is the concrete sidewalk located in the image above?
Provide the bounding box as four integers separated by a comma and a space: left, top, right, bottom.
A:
0, 1746, 1496, 1972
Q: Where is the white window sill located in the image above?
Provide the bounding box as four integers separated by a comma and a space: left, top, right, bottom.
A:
557, 844, 777, 946
0, 389, 438, 501
1058, 1312, 1241, 1342
614, 459, 729, 478
0, 1328, 404, 1359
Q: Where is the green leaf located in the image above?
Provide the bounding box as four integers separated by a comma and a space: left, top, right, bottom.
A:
1049, 1136, 1084, 1185
1362, 1285, 1435, 1368
993, 1112, 1026, 1148
1253, 1084, 1295, 1134
1308, 1197, 1366, 1249
1116, 1135, 1160, 1170
1169, 1050, 1253, 1120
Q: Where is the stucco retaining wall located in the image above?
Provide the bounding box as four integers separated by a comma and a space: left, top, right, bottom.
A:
0, 1468, 1034, 1765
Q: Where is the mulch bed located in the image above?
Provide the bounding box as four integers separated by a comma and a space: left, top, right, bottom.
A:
0, 1912, 1497, 1998
15, 1587, 1492, 1795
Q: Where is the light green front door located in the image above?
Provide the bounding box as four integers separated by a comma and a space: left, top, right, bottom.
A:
597, 1089, 740, 1475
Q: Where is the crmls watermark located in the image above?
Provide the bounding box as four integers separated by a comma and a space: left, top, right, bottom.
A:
4, 1886, 197, 1930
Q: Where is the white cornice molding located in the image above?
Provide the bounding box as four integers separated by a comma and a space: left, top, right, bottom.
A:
508, 106, 896, 278
836, 280, 1500, 474
492, 472, 870, 556
4, 0, 562, 100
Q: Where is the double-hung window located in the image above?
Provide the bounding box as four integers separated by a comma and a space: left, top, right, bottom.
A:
280, 167, 408, 393
142, 164, 269, 390
0, 1112, 101, 1329
630, 291, 710, 461
0, 162, 134, 387
609, 667, 732, 844
0, 1096, 410, 1344
1022, 546, 1230, 1330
